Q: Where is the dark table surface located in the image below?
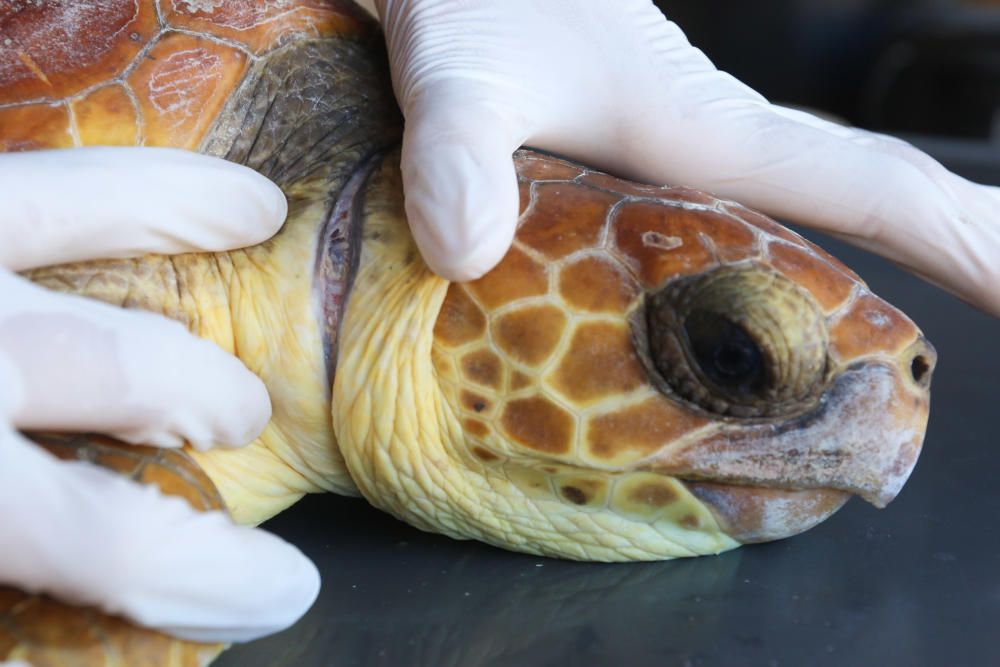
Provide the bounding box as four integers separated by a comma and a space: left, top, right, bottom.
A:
218, 137, 1000, 667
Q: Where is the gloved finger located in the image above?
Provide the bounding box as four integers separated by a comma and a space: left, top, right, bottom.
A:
400, 81, 523, 281
0, 426, 319, 643
0, 272, 270, 450
0, 147, 287, 272
614, 66, 1000, 315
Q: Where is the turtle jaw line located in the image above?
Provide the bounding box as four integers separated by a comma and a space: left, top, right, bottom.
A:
644, 362, 928, 514
671, 446, 914, 511
644, 356, 932, 541
682, 480, 852, 544
678, 477, 861, 505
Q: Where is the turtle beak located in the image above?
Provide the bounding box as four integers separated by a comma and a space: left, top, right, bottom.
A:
683, 484, 851, 543
647, 343, 935, 510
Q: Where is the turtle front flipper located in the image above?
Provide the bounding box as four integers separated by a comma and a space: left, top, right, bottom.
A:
1, 434, 226, 667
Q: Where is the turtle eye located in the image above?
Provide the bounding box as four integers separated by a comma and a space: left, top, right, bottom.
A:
641, 263, 831, 419
684, 310, 766, 395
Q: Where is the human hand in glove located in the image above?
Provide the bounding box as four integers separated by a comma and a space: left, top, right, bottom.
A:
374, 0, 1000, 316
0, 147, 318, 643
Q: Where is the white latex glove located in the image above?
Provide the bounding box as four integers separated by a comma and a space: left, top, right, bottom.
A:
0, 147, 319, 642
376, 0, 1000, 316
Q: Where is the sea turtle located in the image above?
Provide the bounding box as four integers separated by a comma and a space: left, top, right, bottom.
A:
0, 0, 936, 664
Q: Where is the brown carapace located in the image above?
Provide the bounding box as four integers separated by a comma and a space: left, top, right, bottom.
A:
0, 0, 372, 150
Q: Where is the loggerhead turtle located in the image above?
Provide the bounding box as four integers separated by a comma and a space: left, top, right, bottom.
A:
0, 0, 935, 664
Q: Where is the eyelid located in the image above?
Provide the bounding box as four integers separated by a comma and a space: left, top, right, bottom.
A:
639, 263, 830, 420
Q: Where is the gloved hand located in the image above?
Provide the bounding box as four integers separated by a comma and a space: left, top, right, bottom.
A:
375, 0, 1000, 316
0, 147, 319, 642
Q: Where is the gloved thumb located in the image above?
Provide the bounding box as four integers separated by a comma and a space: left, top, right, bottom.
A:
399, 82, 524, 282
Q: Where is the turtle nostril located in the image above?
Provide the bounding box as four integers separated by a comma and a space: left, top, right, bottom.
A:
903, 337, 936, 389
911, 355, 932, 386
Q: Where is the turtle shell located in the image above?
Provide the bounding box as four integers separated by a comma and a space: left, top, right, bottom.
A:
0, 0, 371, 151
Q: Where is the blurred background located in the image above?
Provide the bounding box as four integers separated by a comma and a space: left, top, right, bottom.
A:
658, 0, 1000, 141
359, 0, 1000, 178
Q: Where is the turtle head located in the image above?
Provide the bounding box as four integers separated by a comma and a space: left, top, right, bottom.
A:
637, 254, 935, 532
338, 149, 933, 560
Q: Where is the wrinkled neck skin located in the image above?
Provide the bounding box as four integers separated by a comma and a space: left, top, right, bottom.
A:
188, 32, 403, 522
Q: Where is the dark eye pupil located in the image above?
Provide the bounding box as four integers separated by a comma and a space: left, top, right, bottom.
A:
713, 341, 758, 379
684, 310, 765, 394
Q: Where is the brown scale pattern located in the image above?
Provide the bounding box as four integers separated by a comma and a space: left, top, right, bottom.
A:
548, 321, 646, 404
517, 184, 618, 260
464, 247, 548, 310
0, 103, 73, 150
492, 304, 567, 368
557, 256, 638, 314
126, 32, 249, 147
587, 398, 709, 465
72, 84, 139, 145
613, 202, 758, 287
0, 1, 159, 104
767, 241, 858, 314
431, 150, 922, 485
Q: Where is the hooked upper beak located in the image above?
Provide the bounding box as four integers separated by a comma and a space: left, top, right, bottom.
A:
646, 341, 935, 511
